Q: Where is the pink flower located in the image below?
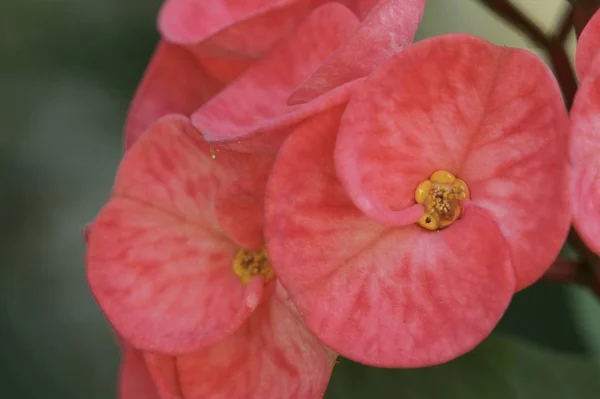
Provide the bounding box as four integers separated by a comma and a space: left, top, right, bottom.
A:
88, 115, 336, 397
127, 0, 426, 149
88, 4, 428, 396
264, 34, 571, 367
571, 10, 600, 254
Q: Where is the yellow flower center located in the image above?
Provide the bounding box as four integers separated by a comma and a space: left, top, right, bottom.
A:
233, 248, 275, 285
414, 170, 470, 231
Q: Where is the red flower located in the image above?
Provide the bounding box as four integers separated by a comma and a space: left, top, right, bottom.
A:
88, 115, 336, 397
126, 0, 426, 149
571, 9, 600, 255
265, 34, 571, 367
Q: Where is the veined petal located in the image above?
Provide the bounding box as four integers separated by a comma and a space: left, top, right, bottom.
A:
266, 108, 515, 367
191, 3, 361, 152
571, 66, 600, 254
335, 34, 570, 291
124, 41, 226, 150
214, 154, 275, 249
575, 9, 600, 80
88, 116, 265, 353
288, 0, 426, 104
141, 282, 336, 399
181, 282, 336, 398
571, 64, 600, 163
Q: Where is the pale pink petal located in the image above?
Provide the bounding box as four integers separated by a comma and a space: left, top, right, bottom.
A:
158, 0, 388, 55
575, 9, 600, 80
191, 3, 361, 151
266, 109, 515, 367
119, 346, 160, 399
571, 62, 600, 254
335, 34, 570, 291
571, 64, 600, 163
124, 41, 225, 149
175, 282, 336, 399
572, 162, 600, 255
288, 0, 427, 104
87, 116, 264, 353
159, 0, 323, 55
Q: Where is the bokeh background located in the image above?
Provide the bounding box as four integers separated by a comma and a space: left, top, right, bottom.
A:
2, 0, 600, 397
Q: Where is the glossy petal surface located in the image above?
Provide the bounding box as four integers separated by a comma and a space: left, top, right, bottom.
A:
265, 109, 515, 367
289, 0, 426, 104
142, 283, 336, 399
124, 41, 225, 149
191, 3, 361, 151
87, 115, 268, 353
575, 9, 600, 80
335, 34, 570, 291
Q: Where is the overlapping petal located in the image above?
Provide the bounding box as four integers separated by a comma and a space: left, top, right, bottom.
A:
288, 0, 426, 104
158, 0, 412, 55
119, 345, 160, 399
159, 0, 325, 54
124, 41, 234, 149
124, 283, 336, 398
87, 115, 271, 353
335, 34, 570, 291
265, 108, 515, 367
575, 9, 600, 80
191, 3, 361, 151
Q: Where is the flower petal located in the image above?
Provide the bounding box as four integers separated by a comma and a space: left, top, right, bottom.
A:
266, 108, 515, 367
214, 154, 275, 249
459, 49, 570, 291
571, 64, 600, 163
159, 0, 319, 55
119, 345, 160, 399
288, 0, 426, 104
335, 34, 570, 291
191, 3, 361, 151
87, 116, 263, 353
575, 9, 600, 80
143, 353, 182, 397
571, 67, 600, 254
124, 41, 227, 150
175, 282, 336, 398
572, 162, 600, 255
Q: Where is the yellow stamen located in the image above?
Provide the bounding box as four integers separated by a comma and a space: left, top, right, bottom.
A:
414, 170, 470, 231
233, 248, 275, 285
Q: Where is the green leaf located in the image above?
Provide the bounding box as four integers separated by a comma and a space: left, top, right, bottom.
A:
325, 335, 600, 398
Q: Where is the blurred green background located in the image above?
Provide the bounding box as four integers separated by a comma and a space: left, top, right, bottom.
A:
1, 0, 599, 398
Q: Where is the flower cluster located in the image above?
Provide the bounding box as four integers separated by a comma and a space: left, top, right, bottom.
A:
84, 1, 598, 397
